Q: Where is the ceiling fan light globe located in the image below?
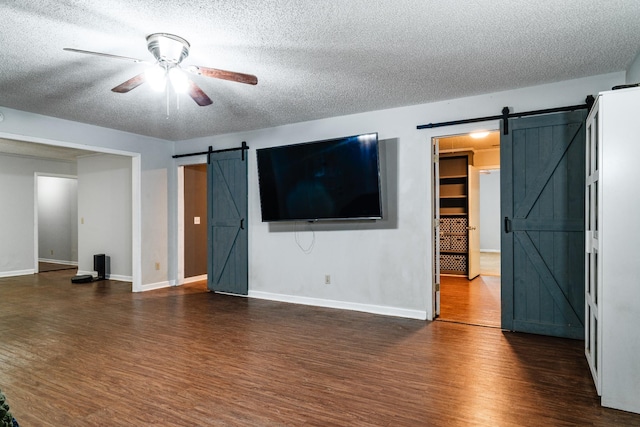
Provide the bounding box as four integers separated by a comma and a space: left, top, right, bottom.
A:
145, 67, 166, 92
146, 33, 190, 64
169, 68, 189, 94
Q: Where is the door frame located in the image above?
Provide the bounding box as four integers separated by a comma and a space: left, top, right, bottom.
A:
0, 131, 141, 290
175, 150, 249, 292
175, 155, 208, 286
432, 137, 441, 317
34, 173, 78, 273
430, 124, 501, 320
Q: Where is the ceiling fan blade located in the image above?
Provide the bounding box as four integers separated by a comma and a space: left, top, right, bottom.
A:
63, 48, 150, 64
187, 65, 258, 85
187, 79, 213, 106
111, 73, 146, 93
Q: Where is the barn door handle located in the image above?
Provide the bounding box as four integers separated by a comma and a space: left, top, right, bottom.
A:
504, 217, 511, 234
240, 218, 245, 230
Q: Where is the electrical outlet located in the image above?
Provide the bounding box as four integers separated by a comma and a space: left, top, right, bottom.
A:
325, 274, 331, 285
155, 262, 160, 271
50, 249, 54, 255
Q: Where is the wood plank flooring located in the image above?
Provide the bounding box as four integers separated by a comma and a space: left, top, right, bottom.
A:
38, 262, 77, 273
439, 275, 501, 328
1, 270, 639, 426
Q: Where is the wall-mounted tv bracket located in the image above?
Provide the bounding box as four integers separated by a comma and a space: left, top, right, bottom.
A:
417, 95, 595, 135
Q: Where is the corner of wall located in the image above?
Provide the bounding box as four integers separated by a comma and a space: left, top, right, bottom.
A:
136, 280, 173, 293
626, 50, 640, 84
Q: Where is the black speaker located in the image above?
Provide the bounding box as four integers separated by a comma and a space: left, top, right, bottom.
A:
94, 254, 106, 280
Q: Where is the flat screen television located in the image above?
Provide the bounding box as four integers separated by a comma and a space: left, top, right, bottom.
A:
256, 132, 383, 222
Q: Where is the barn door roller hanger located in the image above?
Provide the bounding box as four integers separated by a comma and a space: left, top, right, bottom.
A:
417, 95, 595, 135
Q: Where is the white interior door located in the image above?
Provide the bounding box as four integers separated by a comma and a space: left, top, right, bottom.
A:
468, 164, 480, 279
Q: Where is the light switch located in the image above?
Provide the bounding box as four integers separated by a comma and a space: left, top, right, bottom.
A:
194, 216, 200, 225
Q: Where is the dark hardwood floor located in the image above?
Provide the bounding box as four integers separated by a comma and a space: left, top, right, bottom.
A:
1, 270, 639, 426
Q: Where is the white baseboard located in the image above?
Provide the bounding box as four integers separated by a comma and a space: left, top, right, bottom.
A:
0, 269, 35, 278
248, 291, 427, 320
183, 274, 207, 284
480, 249, 501, 253
136, 280, 172, 292
38, 258, 78, 265
107, 274, 132, 282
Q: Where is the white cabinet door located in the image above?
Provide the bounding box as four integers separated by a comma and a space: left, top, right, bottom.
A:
585, 97, 601, 394
467, 165, 480, 280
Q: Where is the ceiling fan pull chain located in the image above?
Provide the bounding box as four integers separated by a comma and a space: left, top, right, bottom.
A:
166, 87, 170, 119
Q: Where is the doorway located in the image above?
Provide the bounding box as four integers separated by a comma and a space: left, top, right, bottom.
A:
176, 148, 248, 294
183, 164, 208, 282
434, 131, 501, 327
0, 134, 141, 289
177, 163, 209, 286
36, 174, 78, 273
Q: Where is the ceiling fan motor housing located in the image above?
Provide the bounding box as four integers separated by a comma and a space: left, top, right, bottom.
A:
146, 33, 190, 66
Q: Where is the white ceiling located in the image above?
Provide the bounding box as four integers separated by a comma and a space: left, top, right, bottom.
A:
0, 1, 639, 142
439, 132, 500, 152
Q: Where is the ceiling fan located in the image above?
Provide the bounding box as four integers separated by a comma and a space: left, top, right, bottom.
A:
64, 33, 258, 106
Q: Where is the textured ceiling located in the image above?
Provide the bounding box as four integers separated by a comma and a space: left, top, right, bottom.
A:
0, 1, 639, 142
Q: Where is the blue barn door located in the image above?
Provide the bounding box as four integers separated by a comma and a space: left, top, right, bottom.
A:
207, 149, 248, 295
501, 110, 586, 339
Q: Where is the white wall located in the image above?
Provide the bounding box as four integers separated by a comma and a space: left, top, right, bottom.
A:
37, 176, 78, 263
626, 50, 640, 84
143, 168, 169, 288
77, 154, 132, 280
479, 170, 500, 252
175, 72, 626, 320
474, 148, 500, 169
0, 154, 76, 277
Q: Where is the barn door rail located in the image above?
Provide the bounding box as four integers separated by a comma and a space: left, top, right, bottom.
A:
172, 141, 249, 161
416, 95, 594, 135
